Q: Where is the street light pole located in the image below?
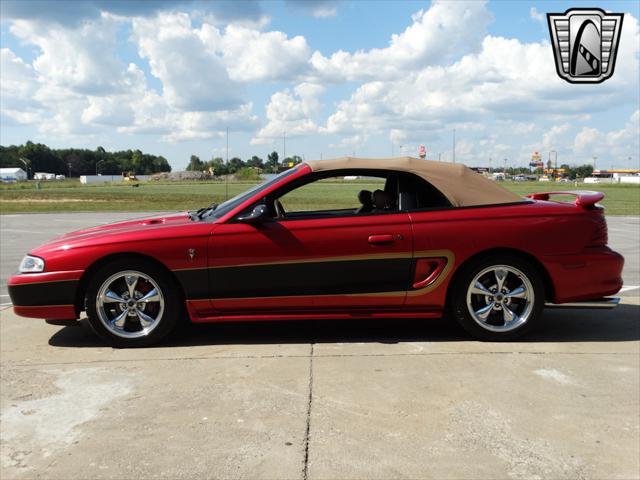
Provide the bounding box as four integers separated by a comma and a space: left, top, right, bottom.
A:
503, 158, 508, 175
592, 156, 597, 171
225, 126, 229, 200
96, 159, 105, 175
549, 150, 557, 179
452, 129, 456, 164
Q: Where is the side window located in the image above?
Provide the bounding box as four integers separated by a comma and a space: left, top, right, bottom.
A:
398, 173, 452, 210
273, 172, 396, 219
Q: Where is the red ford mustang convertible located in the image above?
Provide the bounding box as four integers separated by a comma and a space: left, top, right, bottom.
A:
8, 157, 624, 347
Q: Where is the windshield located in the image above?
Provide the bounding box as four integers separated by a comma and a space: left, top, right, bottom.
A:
204, 165, 302, 220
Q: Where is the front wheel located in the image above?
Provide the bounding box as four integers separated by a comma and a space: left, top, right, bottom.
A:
449, 254, 545, 341
85, 259, 182, 347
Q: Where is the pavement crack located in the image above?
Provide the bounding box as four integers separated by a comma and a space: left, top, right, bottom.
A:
302, 342, 315, 480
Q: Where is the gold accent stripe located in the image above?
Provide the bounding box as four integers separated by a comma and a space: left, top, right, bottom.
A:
173, 251, 413, 272
14, 304, 74, 308
174, 249, 451, 271
10, 278, 79, 286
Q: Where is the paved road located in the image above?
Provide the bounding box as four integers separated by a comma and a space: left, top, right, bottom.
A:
0, 213, 638, 479
1, 213, 638, 300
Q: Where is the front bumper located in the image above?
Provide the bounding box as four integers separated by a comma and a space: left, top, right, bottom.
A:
8, 270, 82, 320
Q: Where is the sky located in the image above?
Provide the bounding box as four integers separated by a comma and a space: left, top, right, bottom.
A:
0, 0, 638, 171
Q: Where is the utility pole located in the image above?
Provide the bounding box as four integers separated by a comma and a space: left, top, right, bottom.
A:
489, 157, 492, 173
96, 159, 105, 175
592, 155, 597, 172
283, 131, 286, 161
452, 129, 456, 164
503, 158, 507, 174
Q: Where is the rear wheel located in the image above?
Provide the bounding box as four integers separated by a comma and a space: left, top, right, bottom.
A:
449, 254, 545, 341
85, 259, 182, 347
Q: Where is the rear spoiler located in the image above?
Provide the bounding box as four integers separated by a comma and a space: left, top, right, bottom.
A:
526, 191, 604, 208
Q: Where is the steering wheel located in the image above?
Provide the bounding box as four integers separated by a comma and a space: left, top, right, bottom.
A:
274, 199, 286, 218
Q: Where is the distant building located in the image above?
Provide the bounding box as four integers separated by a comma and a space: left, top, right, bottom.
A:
0, 167, 27, 182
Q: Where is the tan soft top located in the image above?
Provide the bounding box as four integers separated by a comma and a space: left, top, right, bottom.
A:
305, 156, 522, 207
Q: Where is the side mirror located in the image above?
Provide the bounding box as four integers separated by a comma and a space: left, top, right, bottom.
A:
237, 204, 270, 223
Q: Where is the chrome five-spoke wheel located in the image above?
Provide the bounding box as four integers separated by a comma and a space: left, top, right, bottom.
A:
450, 254, 544, 341
466, 265, 534, 332
96, 270, 165, 339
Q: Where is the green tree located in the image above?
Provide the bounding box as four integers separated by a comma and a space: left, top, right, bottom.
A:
207, 157, 228, 175
0, 142, 171, 176
246, 155, 264, 169
186, 155, 204, 171
131, 150, 144, 173
573, 164, 594, 179
228, 157, 245, 174
266, 151, 279, 172
283, 155, 303, 167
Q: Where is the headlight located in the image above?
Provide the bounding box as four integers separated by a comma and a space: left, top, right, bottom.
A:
19, 255, 45, 273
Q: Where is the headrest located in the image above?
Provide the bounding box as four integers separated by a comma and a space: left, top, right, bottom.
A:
373, 189, 393, 209
358, 190, 373, 205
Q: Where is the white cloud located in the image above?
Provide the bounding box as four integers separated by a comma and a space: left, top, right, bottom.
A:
0, 48, 40, 112
283, 0, 338, 19
309, 0, 492, 81
132, 13, 243, 111
311, 5, 337, 18
251, 83, 324, 144
541, 124, 571, 150
221, 25, 311, 82
530, 7, 545, 24
573, 110, 640, 162
9, 16, 139, 96
322, 17, 639, 143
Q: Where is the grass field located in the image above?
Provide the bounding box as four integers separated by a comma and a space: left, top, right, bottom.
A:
1, 178, 638, 216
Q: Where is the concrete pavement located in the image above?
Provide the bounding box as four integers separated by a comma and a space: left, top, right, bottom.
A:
1, 300, 639, 479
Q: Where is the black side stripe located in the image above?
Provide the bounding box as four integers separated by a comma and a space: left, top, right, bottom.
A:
173, 268, 210, 300
8, 280, 78, 307
176, 258, 413, 300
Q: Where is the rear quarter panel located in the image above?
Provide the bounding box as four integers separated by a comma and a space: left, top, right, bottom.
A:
407, 200, 600, 307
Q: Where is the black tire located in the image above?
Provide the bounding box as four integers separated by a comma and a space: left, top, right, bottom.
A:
448, 253, 545, 341
85, 258, 183, 347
